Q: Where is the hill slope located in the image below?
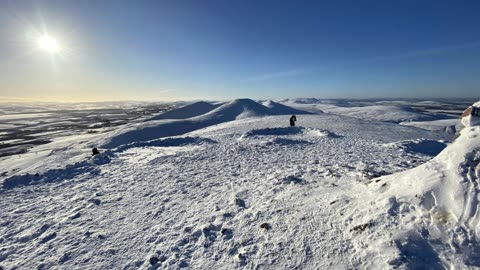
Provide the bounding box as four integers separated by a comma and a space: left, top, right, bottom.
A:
0, 108, 458, 269
148, 101, 221, 121
102, 99, 311, 148
262, 100, 314, 115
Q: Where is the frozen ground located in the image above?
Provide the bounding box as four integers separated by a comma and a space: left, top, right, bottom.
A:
0, 102, 176, 158
0, 98, 478, 269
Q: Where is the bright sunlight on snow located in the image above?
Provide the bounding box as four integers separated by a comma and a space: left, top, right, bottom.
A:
1, 99, 479, 269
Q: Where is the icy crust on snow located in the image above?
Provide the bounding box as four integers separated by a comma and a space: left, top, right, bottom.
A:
351, 106, 480, 268
382, 139, 447, 156
1, 136, 216, 189
0, 112, 452, 269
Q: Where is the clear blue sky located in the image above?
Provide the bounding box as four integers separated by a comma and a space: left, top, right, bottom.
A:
1, 0, 479, 101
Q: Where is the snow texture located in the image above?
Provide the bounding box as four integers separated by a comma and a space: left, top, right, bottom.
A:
0, 99, 479, 269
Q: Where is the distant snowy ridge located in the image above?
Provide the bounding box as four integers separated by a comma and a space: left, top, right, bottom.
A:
102, 99, 312, 149
287, 102, 453, 123
147, 101, 221, 121
262, 100, 316, 115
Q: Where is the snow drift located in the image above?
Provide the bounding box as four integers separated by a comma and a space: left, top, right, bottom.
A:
0, 102, 458, 269
353, 101, 480, 268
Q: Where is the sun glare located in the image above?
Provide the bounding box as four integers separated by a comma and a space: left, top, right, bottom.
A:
37, 35, 61, 54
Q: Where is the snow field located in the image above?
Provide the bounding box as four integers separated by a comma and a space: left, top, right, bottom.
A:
0, 111, 451, 269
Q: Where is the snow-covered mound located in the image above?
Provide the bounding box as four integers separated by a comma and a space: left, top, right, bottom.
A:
262, 100, 314, 115
239, 127, 338, 140
148, 101, 221, 121
0, 111, 451, 269
350, 101, 480, 268
401, 118, 460, 133
102, 99, 307, 148
200, 98, 273, 120
383, 138, 447, 156
3, 100, 475, 270
461, 101, 480, 127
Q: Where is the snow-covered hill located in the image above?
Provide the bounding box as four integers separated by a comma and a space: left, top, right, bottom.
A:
0, 100, 478, 269
148, 101, 221, 121
262, 100, 315, 115
282, 99, 461, 123
294, 104, 450, 123
401, 118, 461, 133
102, 99, 311, 148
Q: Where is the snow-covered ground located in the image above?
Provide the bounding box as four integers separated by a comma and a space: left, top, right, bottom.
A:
401, 119, 461, 133
0, 99, 478, 269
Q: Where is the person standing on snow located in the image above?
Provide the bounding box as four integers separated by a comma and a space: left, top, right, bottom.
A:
290, 115, 297, 127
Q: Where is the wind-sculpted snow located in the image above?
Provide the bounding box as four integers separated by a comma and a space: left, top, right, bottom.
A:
240, 127, 305, 137
0, 110, 455, 269
383, 139, 447, 156
261, 137, 313, 146
2, 152, 114, 189
115, 136, 217, 152
348, 101, 480, 268
2, 136, 216, 190
240, 127, 339, 139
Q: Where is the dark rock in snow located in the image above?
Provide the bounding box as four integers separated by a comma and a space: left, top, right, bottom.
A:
234, 198, 246, 207
88, 198, 101, 205
149, 256, 159, 265
179, 260, 189, 268
40, 232, 57, 243
92, 148, 100, 156
350, 223, 371, 233
69, 212, 81, 219
260, 223, 270, 230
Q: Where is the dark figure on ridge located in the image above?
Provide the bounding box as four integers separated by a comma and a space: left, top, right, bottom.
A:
290, 115, 297, 127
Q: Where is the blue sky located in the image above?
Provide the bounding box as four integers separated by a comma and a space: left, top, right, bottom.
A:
0, 0, 479, 101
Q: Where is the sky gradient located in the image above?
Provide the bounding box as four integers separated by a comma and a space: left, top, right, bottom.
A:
1, 0, 479, 102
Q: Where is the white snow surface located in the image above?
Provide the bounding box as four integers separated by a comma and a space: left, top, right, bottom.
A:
261, 100, 314, 115
284, 102, 452, 123
461, 101, 480, 127
401, 119, 461, 133
148, 101, 221, 121
1, 100, 479, 269
101, 99, 311, 149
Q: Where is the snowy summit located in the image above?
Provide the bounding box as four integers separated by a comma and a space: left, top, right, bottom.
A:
0, 99, 479, 269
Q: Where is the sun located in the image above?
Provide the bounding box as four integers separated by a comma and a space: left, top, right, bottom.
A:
37, 34, 61, 54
